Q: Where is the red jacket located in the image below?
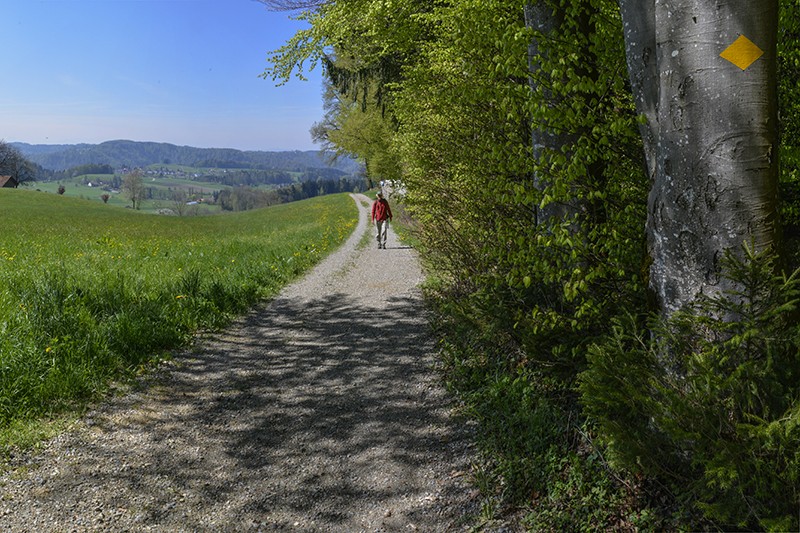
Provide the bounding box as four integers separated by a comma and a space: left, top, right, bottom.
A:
371, 198, 392, 222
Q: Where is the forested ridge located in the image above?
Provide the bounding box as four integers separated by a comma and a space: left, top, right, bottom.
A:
11, 139, 360, 174
264, 0, 800, 530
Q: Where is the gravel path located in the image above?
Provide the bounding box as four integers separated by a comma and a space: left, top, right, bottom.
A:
0, 194, 479, 532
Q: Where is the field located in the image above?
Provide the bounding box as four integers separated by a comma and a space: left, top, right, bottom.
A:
0, 189, 357, 447
32, 169, 238, 214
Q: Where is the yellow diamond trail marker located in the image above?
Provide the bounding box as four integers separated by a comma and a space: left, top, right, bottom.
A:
720, 35, 764, 71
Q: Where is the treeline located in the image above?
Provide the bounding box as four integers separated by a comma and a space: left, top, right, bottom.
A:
42, 163, 116, 181
217, 177, 365, 211
203, 167, 348, 187
191, 159, 352, 174
267, 0, 800, 530
191, 169, 293, 187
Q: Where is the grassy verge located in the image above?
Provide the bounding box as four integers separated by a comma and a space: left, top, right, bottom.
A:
0, 190, 357, 452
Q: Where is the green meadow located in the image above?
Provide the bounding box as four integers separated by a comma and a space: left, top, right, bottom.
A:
0, 189, 357, 447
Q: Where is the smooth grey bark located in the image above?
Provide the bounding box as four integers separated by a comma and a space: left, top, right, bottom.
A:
619, 0, 780, 317
618, 1, 659, 179
525, 2, 579, 224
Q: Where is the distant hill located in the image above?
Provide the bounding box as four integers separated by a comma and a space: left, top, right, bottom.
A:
12, 140, 362, 174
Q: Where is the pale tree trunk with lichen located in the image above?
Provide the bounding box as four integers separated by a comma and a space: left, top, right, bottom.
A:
525, 2, 566, 224
525, 1, 587, 224
619, 0, 780, 317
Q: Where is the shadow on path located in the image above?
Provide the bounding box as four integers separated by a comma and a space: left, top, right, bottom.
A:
2, 194, 476, 532
131, 291, 464, 528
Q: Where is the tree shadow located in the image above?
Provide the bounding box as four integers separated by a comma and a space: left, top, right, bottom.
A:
44, 290, 474, 531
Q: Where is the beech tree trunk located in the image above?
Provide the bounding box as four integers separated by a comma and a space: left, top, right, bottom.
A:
619, 0, 780, 316
525, 1, 591, 225
525, 2, 572, 224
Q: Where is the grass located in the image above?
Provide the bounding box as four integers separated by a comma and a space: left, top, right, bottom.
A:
0, 189, 357, 451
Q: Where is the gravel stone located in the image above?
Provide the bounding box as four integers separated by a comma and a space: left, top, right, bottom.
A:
0, 194, 480, 532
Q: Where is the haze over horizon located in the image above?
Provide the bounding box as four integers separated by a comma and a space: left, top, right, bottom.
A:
1, 1, 324, 152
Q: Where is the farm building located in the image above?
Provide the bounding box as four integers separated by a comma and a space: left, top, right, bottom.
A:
0, 175, 19, 188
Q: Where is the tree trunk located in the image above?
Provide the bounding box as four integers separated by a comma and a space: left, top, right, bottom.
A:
526, 2, 560, 224
525, 1, 582, 224
619, 0, 780, 317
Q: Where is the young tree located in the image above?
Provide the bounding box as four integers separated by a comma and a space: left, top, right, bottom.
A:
122, 170, 146, 210
309, 80, 395, 188
171, 189, 188, 216
619, 0, 780, 317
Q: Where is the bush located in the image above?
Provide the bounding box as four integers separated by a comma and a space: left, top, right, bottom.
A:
580, 246, 800, 531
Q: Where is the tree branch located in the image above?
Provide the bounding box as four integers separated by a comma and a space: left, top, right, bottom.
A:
254, 0, 328, 11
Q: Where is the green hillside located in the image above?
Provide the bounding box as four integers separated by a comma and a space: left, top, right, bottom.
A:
12, 139, 361, 174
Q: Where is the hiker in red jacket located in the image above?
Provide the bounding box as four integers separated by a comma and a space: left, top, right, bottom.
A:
371, 192, 393, 249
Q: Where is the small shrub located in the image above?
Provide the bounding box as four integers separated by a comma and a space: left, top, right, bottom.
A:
580, 246, 800, 531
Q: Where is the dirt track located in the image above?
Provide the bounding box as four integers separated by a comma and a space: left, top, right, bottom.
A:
0, 194, 478, 532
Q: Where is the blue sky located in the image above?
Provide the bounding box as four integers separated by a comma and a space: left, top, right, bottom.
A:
1, 0, 324, 151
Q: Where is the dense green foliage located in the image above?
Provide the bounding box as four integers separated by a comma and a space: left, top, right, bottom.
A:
268, 0, 800, 529
217, 177, 365, 211
393, 1, 654, 527
779, 0, 800, 237
0, 190, 356, 441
